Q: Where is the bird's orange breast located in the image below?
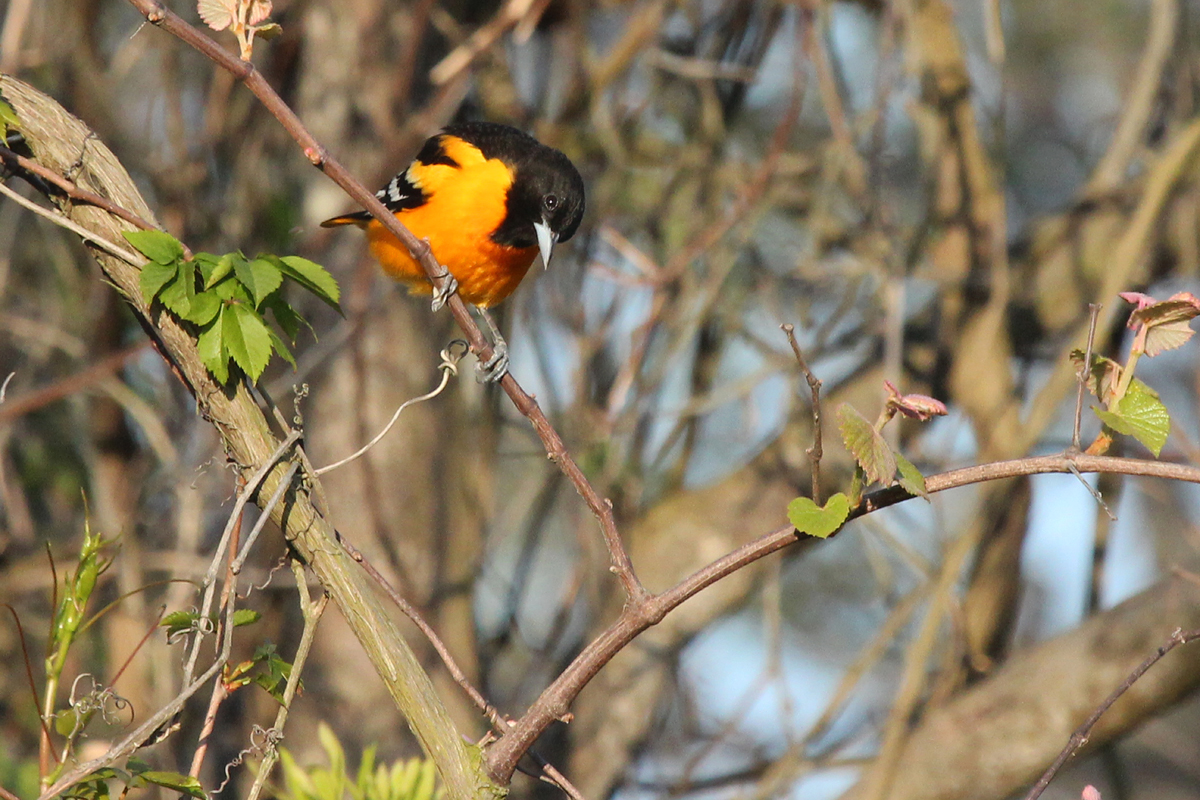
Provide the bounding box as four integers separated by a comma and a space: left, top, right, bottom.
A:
364, 148, 538, 308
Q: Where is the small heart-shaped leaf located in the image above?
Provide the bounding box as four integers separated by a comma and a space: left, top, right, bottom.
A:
787, 493, 851, 539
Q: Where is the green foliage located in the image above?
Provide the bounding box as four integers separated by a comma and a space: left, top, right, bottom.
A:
1093, 379, 1169, 457
46, 520, 114, 684
0, 97, 20, 140
64, 759, 206, 800
787, 381, 943, 538
223, 642, 295, 705
123, 230, 341, 384
787, 493, 850, 539
275, 724, 441, 800
1072, 291, 1199, 456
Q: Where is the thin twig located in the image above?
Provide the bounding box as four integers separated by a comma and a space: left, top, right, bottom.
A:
123, 0, 646, 605
527, 754, 588, 800
0, 371, 13, 403
1072, 304, 1101, 451
244, 560, 329, 800
181, 431, 302, 686
0, 180, 144, 264
336, 531, 504, 728
781, 324, 823, 503
1022, 627, 1200, 800
1067, 463, 1116, 521
0, 143, 162, 237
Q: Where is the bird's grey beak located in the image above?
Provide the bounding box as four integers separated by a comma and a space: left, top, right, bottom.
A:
535, 220, 557, 270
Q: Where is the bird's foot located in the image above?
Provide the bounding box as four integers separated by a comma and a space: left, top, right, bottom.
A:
430, 271, 458, 312
475, 339, 509, 383
474, 307, 509, 383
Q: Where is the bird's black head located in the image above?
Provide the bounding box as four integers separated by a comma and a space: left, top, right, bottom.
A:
446, 122, 585, 266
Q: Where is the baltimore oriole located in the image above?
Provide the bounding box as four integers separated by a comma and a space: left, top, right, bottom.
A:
321, 121, 585, 310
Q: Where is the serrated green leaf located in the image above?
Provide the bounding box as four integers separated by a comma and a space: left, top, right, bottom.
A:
837, 404, 896, 486
157, 261, 197, 316
201, 252, 238, 289
277, 255, 342, 312
224, 303, 274, 381
139, 771, 207, 799
269, 327, 297, 369
895, 453, 929, 499
192, 252, 220, 282
122, 230, 184, 265
1094, 383, 1170, 457
198, 309, 230, 384
787, 493, 850, 539
264, 294, 306, 341
161, 609, 200, 640
232, 608, 262, 627
214, 275, 253, 304
139, 260, 177, 305
181, 290, 221, 325
236, 256, 284, 308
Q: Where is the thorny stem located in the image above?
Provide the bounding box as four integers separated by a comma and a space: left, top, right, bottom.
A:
124, 0, 645, 605
781, 324, 823, 504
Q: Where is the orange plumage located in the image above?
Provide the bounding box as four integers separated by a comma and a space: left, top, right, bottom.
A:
322, 122, 585, 308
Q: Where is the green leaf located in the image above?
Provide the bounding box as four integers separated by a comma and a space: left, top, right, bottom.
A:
895, 453, 929, 499
161, 609, 200, 639
157, 261, 197, 317
269, 327, 297, 369
181, 290, 222, 325
787, 493, 851, 539
1094, 381, 1170, 457
0, 98, 20, 139
232, 608, 261, 627
139, 260, 177, 306
192, 252, 221, 283
224, 303, 274, 381
138, 771, 207, 799
264, 294, 306, 341
122, 230, 184, 265
198, 309, 230, 384
276, 255, 342, 312
214, 275, 253, 305
55, 707, 80, 737
198, 252, 238, 289
837, 404, 896, 486
236, 257, 285, 308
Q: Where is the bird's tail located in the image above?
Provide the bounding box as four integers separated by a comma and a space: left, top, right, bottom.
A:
320, 211, 372, 228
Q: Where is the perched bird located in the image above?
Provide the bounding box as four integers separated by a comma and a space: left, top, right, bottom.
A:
322, 121, 585, 310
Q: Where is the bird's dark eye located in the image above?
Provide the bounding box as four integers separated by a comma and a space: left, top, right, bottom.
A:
543, 194, 559, 212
